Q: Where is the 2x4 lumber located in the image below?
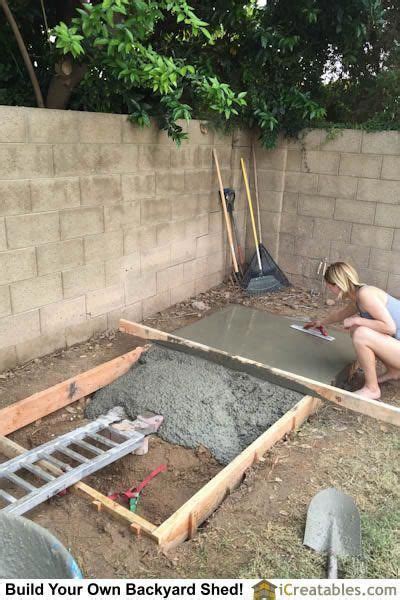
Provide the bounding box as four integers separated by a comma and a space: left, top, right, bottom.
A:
0, 347, 144, 437
0, 434, 158, 541
153, 395, 321, 549
119, 320, 400, 428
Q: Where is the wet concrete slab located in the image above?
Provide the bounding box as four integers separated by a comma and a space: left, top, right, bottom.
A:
177, 305, 355, 384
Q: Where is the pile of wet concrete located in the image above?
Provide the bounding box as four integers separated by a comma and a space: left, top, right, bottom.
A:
87, 345, 303, 464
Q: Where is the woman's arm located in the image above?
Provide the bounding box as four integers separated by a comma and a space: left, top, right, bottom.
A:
343, 288, 396, 335
305, 302, 357, 330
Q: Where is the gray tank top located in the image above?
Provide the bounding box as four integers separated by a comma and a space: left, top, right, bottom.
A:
356, 285, 400, 340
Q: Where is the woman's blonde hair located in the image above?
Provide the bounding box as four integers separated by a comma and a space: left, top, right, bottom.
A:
324, 262, 361, 298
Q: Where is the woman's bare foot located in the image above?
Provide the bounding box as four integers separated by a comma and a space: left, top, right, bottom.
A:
378, 369, 400, 384
354, 385, 381, 400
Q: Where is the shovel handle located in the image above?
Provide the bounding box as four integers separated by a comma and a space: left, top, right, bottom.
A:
327, 553, 338, 579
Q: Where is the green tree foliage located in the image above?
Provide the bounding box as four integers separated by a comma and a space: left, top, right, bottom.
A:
1, 0, 399, 145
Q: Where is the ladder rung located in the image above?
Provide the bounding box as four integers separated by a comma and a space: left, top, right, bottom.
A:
73, 440, 105, 456
58, 447, 90, 464
6, 473, 36, 492
24, 464, 55, 482
42, 454, 72, 471
0, 489, 17, 504
87, 433, 118, 448
106, 426, 132, 440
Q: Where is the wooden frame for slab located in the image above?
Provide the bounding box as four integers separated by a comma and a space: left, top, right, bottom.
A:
2, 318, 398, 551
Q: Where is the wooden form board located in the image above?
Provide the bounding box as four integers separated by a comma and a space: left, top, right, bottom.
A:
119, 319, 400, 428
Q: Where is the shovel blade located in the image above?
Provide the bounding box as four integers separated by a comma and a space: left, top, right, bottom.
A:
304, 488, 361, 558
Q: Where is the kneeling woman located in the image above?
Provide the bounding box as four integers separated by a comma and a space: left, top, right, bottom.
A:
306, 261, 400, 400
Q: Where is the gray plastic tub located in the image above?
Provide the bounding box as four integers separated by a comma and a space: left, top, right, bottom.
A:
0, 513, 82, 578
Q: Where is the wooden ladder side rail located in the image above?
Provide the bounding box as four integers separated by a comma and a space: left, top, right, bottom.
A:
0, 347, 145, 437
119, 319, 400, 428
0, 435, 159, 541
153, 395, 321, 549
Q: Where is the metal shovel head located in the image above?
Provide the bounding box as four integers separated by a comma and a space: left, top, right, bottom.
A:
304, 488, 361, 558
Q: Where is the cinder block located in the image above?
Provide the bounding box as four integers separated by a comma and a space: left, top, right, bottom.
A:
16, 331, 66, 364
122, 119, 160, 144
278, 233, 295, 256
334, 198, 375, 225
107, 302, 142, 330
258, 170, 285, 192
284, 172, 318, 194
362, 131, 400, 155
156, 221, 185, 246
157, 264, 184, 292
318, 175, 357, 199
105, 252, 140, 286
0, 106, 26, 142
285, 150, 301, 172
185, 214, 209, 239
260, 211, 281, 235
321, 129, 362, 153
78, 112, 122, 143
37, 239, 84, 275
357, 178, 400, 204
358, 268, 388, 289
122, 173, 155, 202
339, 153, 382, 178
61, 207, 104, 239
287, 129, 322, 150
6, 212, 59, 249
351, 224, 393, 250
214, 129, 233, 148
313, 218, 352, 242
171, 238, 197, 263
141, 245, 171, 272
208, 211, 223, 234
0, 144, 53, 179
196, 232, 224, 258
184, 170, 213, 193
302, 150, 340, 175
142, 290, 171, 318
0, 248, 36, 285
125, 272, 156, 304
62, 263, 105, 299
170, 280, 195, 305
298, 194, 335, 218
282, 192, 298, 214
11, 273, 62, 313
0, 218, 6, 251
80, 175, 121, 206
28, 109, 79, 143
65, 315, 107, 346
54, 144, 138, 177
370, 248, 400, 275
99, 144, 139, 174
280, 213, 314, 236
255, 148, 286, 171
391, 229, 400, 251
294, 237, 330, 259
86, 284, 124, 317
156, 171, 185, 195
124, 226, 156, 253
206, 251, 226, 275
195, 271, 223, 294
381, 156, 400, 181
259, 191, 283, 213
187, 120, 214, 145
0, 346, 17, 372
170, 194, 198, 220
141, 197, 171, 225
40, 296, 86, 333
278, 253, 305, 276
85, 231, 123, 264
232, 128, 253, 148
0, 286, 10, 317
330, 242, 370, 268
387, 274, 400, 297
104, 203, 140, 231
375, 204, 400, 228
0, 181, 31, 215
171, 146, 196, 169
138, 146, 170, 170
31, 177, 81, 212
0, 309, 40, 349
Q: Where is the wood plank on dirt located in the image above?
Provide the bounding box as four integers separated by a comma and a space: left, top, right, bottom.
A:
119, 320, 400, 427
0, 347, 144, 437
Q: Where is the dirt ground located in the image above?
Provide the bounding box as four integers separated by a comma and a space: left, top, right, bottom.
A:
1, 282, 399, 578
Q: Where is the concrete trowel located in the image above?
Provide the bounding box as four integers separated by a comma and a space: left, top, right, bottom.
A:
304, 488, 362, 578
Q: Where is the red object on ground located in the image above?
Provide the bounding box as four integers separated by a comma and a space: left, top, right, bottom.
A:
108, 464, 167, 502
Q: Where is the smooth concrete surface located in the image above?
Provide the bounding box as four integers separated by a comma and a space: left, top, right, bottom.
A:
177, 305, 355, 384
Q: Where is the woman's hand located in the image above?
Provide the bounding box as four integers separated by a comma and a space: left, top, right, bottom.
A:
343, 316, 361, 329
304, 319, 323, 330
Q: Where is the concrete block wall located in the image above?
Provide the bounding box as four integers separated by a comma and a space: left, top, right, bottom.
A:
253, 129, 400, 293
0, 106, 249, 371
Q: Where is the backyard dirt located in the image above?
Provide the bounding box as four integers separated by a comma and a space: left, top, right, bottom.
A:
1, 282, 399, 578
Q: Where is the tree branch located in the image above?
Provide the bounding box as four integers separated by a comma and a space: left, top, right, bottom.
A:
0, 0, 45, 108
